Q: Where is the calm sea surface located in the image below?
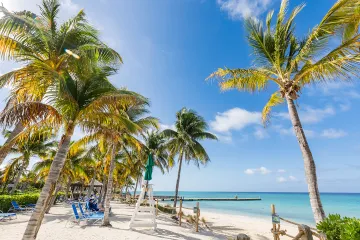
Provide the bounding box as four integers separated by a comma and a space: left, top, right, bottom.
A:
151, 191, 360, 225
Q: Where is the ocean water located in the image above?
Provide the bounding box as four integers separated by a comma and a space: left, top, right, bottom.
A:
152, 191, 360, 226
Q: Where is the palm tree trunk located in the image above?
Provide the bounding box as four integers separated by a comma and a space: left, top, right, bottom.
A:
133, 176, 139, 201
65, 179, 71, 200
45, 181, 61, 214
286, 96, 325, 223
173, 152, 184, 208
0, 122, 24, 166
87, 170, 97, 198
100, 179, 107, 207
22, 125, 74, 240
10, 164, 25, 194
102, 144, 116, 226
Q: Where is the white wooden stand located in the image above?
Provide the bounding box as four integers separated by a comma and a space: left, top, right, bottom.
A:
129, 183, 157, 230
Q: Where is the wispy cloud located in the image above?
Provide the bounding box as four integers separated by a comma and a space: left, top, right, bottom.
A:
276, 106, 335, 124
277, 169, 286, 173
217, 0, 272, 20
159, 124, 175, 131
321, 128, 348, 139
254, 127, 269, 140
273, 125, 315, 138
277, 175, 298, 183
210, 108, 261, 133
244, 166, 271, 175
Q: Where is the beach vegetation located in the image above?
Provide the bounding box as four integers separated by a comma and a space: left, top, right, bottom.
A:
317, 214, 360, 240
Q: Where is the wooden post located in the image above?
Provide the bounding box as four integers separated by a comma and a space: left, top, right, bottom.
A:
271, 204, 280, 240
196, 202, 200, 232
179, 199, 183, 226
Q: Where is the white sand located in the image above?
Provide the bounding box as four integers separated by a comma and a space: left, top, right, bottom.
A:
1, 202, 299, 239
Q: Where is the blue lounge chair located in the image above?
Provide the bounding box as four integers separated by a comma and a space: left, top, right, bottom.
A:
78, 202, 103, 218
8, 201, 34, 212
0, 211, 17, 221
67, 204, 103, 226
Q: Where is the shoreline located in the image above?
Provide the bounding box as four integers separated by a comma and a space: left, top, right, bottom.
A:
1, 201, 302, 240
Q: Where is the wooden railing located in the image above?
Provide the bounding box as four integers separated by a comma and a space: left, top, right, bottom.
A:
271, 204, 327, 240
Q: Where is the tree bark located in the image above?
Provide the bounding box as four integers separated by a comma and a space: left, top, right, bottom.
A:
173, 152, 184, 208
133, 176, 139, 202
0, 122, 24, 166
45, 180, 62, 214
286, 96, 326, 223
65, 178, 71, 200
22, 125, 74, 240
10, 163, 25, 194
102, 144, 116, 226
100, 179, 107, 207
87, 170, 96, 198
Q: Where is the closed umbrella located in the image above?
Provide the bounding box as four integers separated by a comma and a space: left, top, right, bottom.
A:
144, 153, 154, 181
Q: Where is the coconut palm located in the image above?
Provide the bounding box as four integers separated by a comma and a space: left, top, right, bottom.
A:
163, 108, 217, 208
0, 0, 122, 166
208, 0, 360, 223
75, 98, 157, 225
0, 67, 143, 239
2, 128, 56, 194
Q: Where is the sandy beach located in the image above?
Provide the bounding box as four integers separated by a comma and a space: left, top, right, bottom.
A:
1, 202, 299, 240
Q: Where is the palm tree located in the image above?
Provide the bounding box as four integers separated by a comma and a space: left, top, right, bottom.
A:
208, 0, 360, 223
0, 67, 143, 239
163, 108, 217, 208
0, 0, 122, 166
76, 98, 157, 225
2, 128, 56, 194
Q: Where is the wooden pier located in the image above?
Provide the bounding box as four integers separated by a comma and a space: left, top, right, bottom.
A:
153, 196, 261, 201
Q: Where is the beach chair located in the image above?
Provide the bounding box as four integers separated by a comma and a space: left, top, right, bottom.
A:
0, 211, 17, 221
8, 201, 34, 212
78, 202, 103, 218
67, 204, 103, 226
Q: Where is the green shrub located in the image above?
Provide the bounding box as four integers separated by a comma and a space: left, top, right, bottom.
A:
0, 191, 65, 212
158, 204, 176, 214
317, 214, 360, 240
0, 193, 39, 212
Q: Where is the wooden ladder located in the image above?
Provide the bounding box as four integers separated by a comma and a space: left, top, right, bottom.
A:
129, 184, 157, 230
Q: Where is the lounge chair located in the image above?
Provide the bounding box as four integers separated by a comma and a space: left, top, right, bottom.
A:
67, 204, 103, 226
8, 201, 34, 212
78, 202, 103, 218
0, 211, 17, 221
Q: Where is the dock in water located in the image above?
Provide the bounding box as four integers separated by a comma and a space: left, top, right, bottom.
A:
154, 196, 261, 201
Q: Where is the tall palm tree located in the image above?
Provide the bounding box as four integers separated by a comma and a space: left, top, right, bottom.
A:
0, 67, 143, 239
163, 108, 217, 208
76, 98, 157, 225
208, 0, 360, 223
0, 0, 122, 165
2, 128, 56, 194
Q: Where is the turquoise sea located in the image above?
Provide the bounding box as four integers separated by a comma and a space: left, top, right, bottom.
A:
152, 191, 360, 226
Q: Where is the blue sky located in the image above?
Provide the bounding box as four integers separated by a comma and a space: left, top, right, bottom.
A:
1, 0, 359, 193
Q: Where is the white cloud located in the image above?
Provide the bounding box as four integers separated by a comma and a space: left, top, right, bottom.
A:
216, 133, 233, 143
289, 176, 297, 181
244, 166, 271, 175
276, 106, 335, 124
277, 177, 287, 183
277, 169, 286, 173
254, 127, 269, 139
348, 90, 360, 99
277, 175, 297, 183
321, 129, 348, 139
217, 0, 272, 20
159, 124, 175, 131
210, 108, 261, 133
274, 125, 315, 138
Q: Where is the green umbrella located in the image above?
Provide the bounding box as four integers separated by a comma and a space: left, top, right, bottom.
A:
144, 153, 154, 181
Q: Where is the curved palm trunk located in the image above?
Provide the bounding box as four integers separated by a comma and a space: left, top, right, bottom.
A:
0, 122, 24, 166
22, 126, 74, 240
10, 163, 25, 194
100, 179, 107, 207
45, 181, 61, 214
87, 170, 97, 198
173, 152, 184, 208
102, 144, 116, 226
286, 96, 326, 223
